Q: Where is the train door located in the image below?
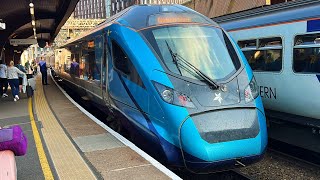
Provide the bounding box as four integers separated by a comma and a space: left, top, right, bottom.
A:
102, 33, 110, 105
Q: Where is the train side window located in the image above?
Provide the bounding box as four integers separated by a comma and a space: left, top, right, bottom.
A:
294, 33, 320, 46
259, 37, 282, 48
111, 40, 145, 88
293, 33, 320, 73
239, 37, 282, 72
238, 39, 256, 49
80, 41, 96, 81
94, 37, 103, 84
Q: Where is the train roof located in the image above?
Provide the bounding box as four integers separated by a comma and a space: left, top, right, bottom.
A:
62, 5, 218, 48
212, 0, 320, 31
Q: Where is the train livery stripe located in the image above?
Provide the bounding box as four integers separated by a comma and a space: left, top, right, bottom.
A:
117, 73, 153, 126
317, 75, 320, 82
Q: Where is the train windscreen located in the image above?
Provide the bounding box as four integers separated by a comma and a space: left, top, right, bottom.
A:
142, 25, 241, 81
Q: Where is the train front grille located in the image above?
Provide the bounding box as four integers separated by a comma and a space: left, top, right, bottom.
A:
191, 108, 260, 143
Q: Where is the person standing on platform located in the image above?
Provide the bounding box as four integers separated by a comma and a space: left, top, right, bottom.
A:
15, 60, 27, 93
7, 61, 25, 101
31, 59, 37, 75
0, 59, 9, 98
39, 57, 48, 85
24, 60, 31, 73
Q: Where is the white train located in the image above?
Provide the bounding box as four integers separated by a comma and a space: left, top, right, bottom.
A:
213, 0, 320, 153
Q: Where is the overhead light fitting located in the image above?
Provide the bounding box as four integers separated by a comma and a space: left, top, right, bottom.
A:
29, 3, 34, 15
31, 20, 35, 26
0, 22, 5, 30
0, 19, 5, 30
30, 8, 34, 15
33, 27, 36, 31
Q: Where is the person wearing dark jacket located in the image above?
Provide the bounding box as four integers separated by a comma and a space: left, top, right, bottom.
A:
39, 57, 48, 85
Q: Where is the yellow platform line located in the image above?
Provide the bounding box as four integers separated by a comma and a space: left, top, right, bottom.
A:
28, 98, 54, 180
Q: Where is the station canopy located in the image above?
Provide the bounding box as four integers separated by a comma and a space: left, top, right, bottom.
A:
0, 0, 79, 60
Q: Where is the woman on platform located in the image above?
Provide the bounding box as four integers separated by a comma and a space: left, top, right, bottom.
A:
7, 61, 25, 101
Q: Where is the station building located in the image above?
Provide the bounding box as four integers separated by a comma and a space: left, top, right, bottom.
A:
183, 0, 295, 18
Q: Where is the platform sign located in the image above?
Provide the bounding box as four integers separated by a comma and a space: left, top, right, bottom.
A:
9, 39, 37, 46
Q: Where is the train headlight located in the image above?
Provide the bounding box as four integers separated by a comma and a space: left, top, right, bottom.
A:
153, 81, 195, 108
244, 76, 259, 103
162, 89, 174, 103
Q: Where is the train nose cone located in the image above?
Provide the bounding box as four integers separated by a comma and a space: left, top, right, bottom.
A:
178, 108, 263, 172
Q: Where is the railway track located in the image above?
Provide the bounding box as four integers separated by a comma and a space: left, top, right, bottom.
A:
238, 139, 320, 180
268, 139, 320, 168
173, 169, 251, 180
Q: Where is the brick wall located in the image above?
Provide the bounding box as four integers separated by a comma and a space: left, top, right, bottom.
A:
183, 0, 267, 18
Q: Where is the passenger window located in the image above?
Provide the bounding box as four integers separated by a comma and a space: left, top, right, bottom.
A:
239, 37, 283, 72
80, 40, 96, 81
238, 39, 256, 49
259, 37, 282, 48
293, 33, 320, 73
295, 33, 320, 46
94, 37, 103, 83
112, 40, 144, 88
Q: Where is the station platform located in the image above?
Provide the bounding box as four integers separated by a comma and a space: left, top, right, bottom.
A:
0, 73, 180, 180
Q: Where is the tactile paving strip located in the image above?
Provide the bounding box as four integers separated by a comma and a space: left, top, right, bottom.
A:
34, 77, 96, 180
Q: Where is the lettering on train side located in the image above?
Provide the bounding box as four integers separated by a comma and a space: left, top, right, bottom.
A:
259, 86, 276, 99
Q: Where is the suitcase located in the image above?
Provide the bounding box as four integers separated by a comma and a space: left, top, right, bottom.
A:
27, 74, 36, 91
0, 126, 28, 156
0, 150, 17, 180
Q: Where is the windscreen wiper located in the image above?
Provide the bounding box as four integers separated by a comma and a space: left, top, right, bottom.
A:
165, 40, 182, 76
165, 41, 219, 89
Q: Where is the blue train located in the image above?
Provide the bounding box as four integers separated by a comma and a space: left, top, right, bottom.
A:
55, 5, 267, 172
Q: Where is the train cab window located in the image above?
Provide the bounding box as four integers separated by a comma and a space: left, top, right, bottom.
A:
293, 33, 320, 73
112, 41, 130, 75
112, 40, 144, 88
239, 37, 283, 72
